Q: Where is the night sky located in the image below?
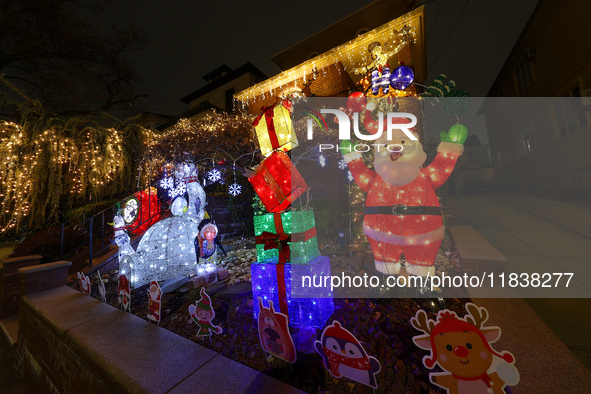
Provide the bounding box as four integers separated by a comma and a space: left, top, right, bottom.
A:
102, 0, 539, 116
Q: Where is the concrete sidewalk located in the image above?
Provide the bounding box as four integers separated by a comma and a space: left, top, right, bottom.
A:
445, 193, 591, 387
447, 193, 591, 296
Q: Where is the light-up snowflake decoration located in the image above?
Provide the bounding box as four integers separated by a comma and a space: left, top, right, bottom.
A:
169, 182, 187, 198
338, 158, 347, 170
228, 183, 242, 196
347, 170, 354, 182
319, 154, 326, 167
208, 169, 221, 183
160, 177, 174, 190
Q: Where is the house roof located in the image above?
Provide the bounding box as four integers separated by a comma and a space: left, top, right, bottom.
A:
271, 0, 416, 70
179, 63, 267, 104
137, 111, 174, 119
201, 64, 232, 82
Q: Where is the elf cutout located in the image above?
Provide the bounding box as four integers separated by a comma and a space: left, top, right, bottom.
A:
189, 288, 222, 337
341, 94, 466, 278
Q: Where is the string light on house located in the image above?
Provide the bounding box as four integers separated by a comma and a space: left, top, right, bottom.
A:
233, 10, 421, 108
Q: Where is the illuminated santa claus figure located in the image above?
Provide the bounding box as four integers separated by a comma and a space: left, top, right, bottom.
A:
342, 96, 466, 277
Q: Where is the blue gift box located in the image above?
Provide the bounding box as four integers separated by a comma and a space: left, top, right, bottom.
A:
251, 255, 334, 328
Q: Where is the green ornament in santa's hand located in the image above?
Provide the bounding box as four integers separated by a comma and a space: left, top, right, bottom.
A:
339, 139, 354, 153
441, 124, 468, 144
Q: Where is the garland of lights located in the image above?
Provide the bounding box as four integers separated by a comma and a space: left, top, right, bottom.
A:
0, 80, 146, 232
234, 10, 421, 108
141, 112, 259, 180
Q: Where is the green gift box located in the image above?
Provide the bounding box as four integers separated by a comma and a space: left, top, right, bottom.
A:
254, 210, 319, 264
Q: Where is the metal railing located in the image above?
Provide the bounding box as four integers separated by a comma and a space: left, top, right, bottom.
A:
58, 187, 165, 267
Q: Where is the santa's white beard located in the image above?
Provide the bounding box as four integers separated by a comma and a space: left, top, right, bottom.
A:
374, 158, 423, 186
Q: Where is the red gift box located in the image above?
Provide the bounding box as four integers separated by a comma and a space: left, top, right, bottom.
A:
248, 151, 308, 213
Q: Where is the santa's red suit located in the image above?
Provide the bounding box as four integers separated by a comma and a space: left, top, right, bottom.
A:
344, 141, 463, 276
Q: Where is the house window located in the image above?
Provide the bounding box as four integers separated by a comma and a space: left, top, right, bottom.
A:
554, 85, 587, 136
515, 52, 534, 94
225, 87, 235, 112
515, 122, 535, 157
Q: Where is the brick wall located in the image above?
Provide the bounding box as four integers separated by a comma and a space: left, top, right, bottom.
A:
0, 255, 43, 318
18, 298, 120, 393
18, 261, 72, 298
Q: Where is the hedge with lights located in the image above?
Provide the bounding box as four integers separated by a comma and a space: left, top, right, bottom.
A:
0, 78, 147, 234
141, 112, 259, 173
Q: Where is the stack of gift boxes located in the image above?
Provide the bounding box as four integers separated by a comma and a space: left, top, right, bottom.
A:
249, 101, 334, 329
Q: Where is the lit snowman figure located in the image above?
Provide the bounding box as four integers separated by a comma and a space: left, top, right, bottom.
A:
120, 163, 208, 288
113, 213, 135, 263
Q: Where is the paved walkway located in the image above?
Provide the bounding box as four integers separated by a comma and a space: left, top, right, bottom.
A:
446, 193, 591, 374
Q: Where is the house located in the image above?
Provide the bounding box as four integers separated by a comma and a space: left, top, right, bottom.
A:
234, 1, 428, 118
481, 0, 591, 192
156, 63, 267, 131
233, 0, 428, 210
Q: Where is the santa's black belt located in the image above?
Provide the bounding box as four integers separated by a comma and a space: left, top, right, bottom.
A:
364, 205, 442, 216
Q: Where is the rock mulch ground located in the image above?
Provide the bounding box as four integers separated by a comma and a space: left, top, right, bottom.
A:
68, 236, 470, 393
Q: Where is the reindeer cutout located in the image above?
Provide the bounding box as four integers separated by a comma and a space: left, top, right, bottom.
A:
257, 297, 296, 363
411, 303, 519, 394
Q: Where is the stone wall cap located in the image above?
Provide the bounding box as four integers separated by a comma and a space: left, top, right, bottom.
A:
2, 255, 43, 264
17, 260, 72, 275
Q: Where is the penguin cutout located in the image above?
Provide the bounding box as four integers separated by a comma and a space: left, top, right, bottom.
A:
257, 297, 296, 363
315, 320, 382, 389
77, 271, 91, 295
198, 222, 218, 259
188, 287, 222, 337
195, 218, 227, 262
